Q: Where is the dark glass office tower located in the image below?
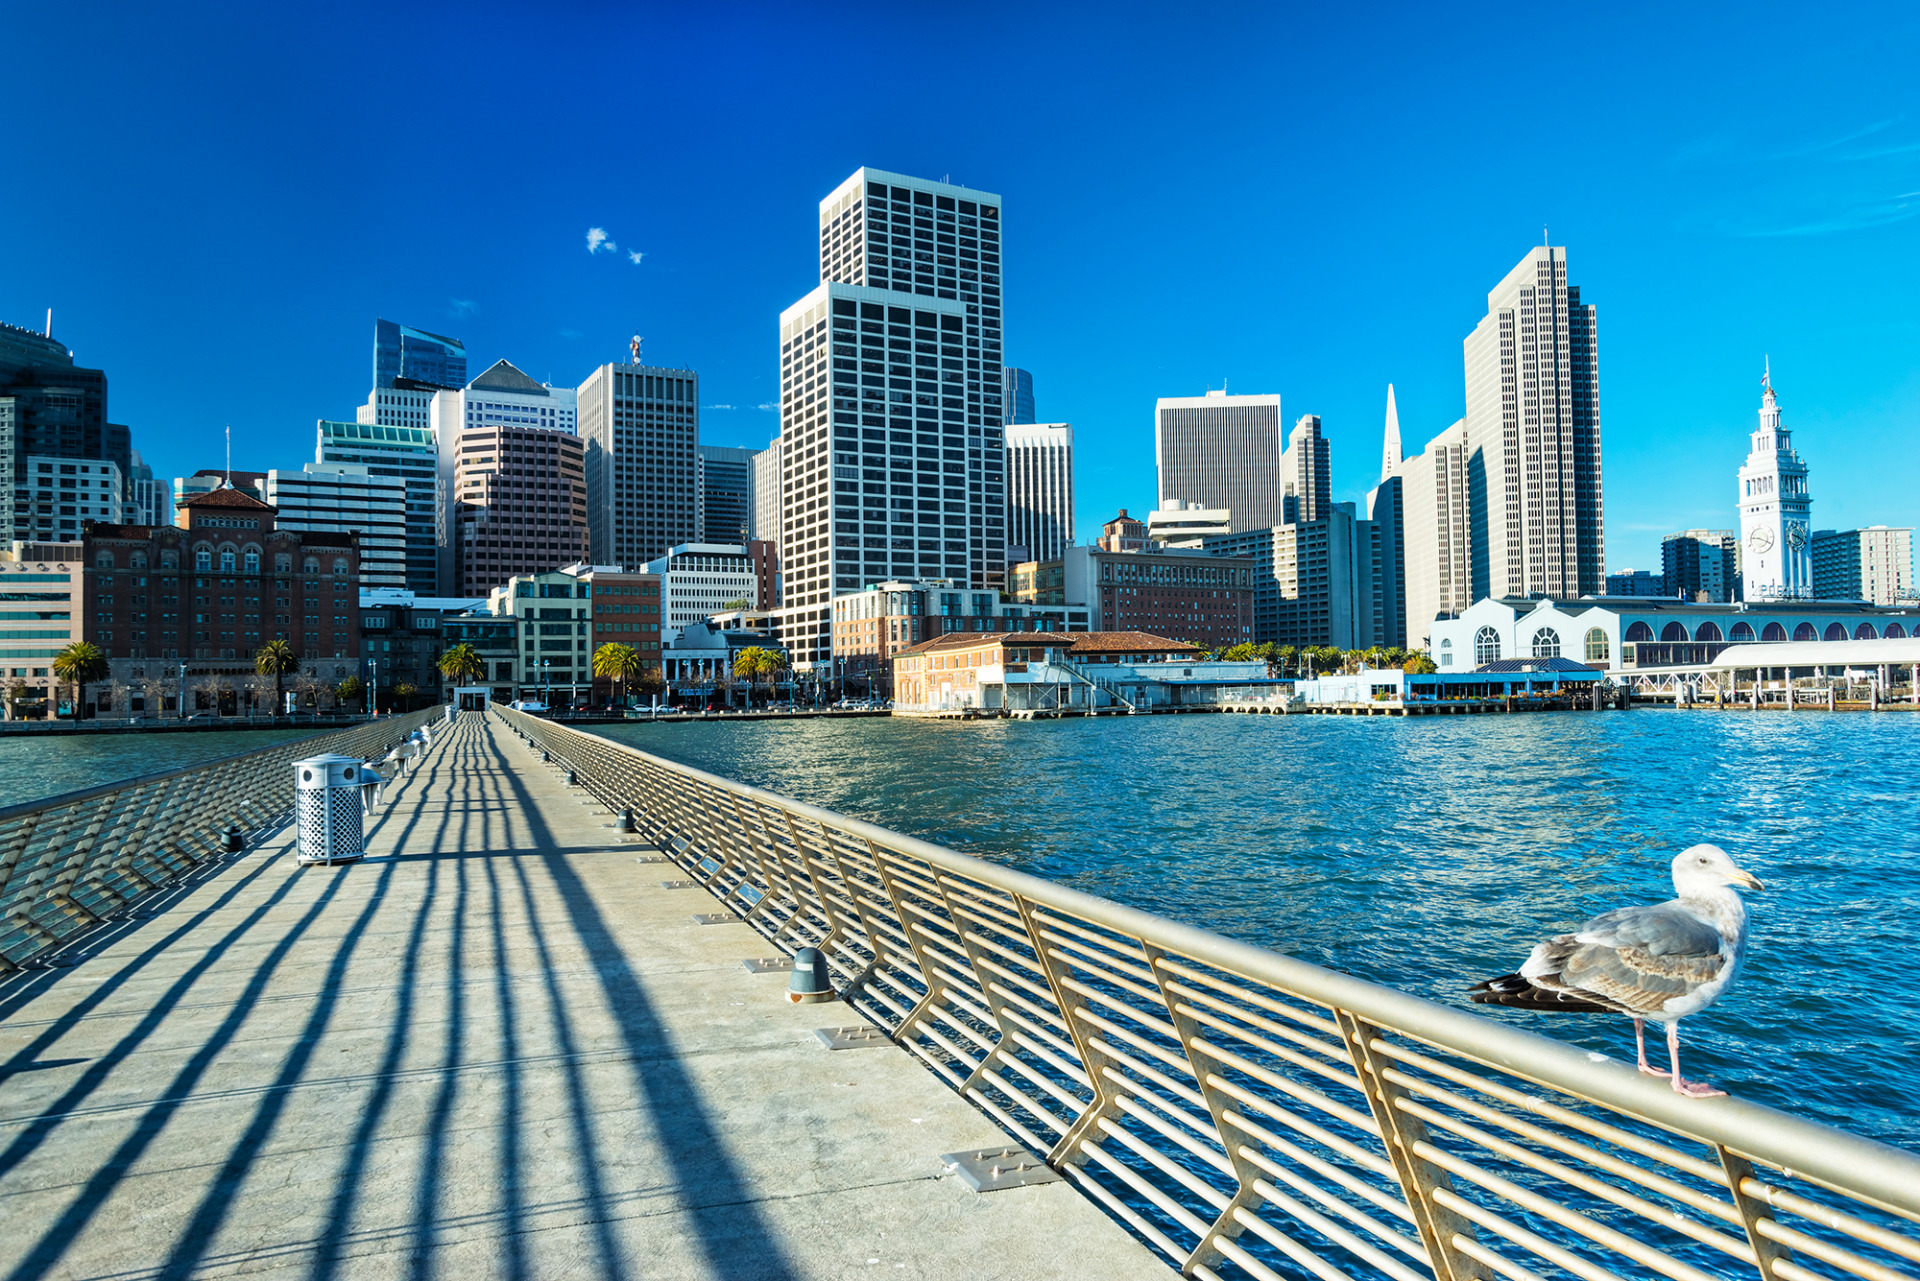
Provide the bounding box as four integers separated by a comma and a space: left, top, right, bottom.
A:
373, 318, 467, 390
1, 321, 133, 542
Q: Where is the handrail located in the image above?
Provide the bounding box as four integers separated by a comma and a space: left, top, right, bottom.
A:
497, 704, 1920, 1281
0, 708, 440, 972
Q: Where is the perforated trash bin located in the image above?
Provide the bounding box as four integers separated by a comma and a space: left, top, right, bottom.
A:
295, 753, 367, 865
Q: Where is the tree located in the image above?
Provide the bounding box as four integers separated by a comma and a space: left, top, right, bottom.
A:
438, 642, 485, 686
52, 642, 110, 721
4, 677, 28, 721
293, 670, 322, 713
1223, 642, 1260, 662
254, 640, 300, 716
732, 646, 787, 707
592, 641, 644, 706
1403, 651, 1439, 675
393, 682, 418, 712
140, 673, 172, 719
1274, 645, 1299, 678
337, 675, 365, 709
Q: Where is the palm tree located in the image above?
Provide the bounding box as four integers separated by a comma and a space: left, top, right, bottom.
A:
592, 641, 643, 707
52, 641, 109, 721
438, 643, 485, 687
254, 640, 300, 718
732, 646, 787, 708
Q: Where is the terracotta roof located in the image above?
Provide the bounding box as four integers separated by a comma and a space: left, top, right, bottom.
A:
179, 486, 275, 511
890, 631, 1034, 658
1067, 630, 1202, 655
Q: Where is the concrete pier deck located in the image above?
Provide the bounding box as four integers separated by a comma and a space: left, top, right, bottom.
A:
0, 715, 1170, 1279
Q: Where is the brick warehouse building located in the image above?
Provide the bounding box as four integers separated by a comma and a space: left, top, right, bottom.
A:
82, 486, 362, 710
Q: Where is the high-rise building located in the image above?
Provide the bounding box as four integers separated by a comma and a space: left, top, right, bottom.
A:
316, 419, 439, 595
1662, 529, 1739, 603
750, 439, 781, 540
1462, 246, 1603, 600
266, 463, 408, 591
777, 167, 1007, 610
642, 543, 758, 642
1005, 422, 1073, 564
1003, 367, 1035, 424
374, 319, 466, 390
1061, 544, 1255, 650
1605, 569, 1668, 597
1146, 500, 1232, 548
1280, 414, 1331, 524
1, 322, 132, 544
1812, 526, 1912, 605
696, 444, 755, 545
1098, 509, 1147, 552
358, 379, 442, 430
1737, 370, 1813, 600
1154, 390, 1285, 534
16, 456, 128, 542
577, 362, 699, 572
1364, 387, 1407, 650
1400, 420, 1471, 650
127, 450, 168, 527
1380, 385, 1403, 483
1203, 505, 1385, 650
439, 424, 586, 598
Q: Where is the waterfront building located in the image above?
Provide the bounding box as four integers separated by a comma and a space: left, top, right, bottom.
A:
316, 419, 439, 595
1203, 505, 1386, 650
577, 361, 699, 570
1462, 245, 1604, 601
438, 422, 586, 598
1003, 367, 1035, 424
0, 322, 131, 545
1147, 500, 1231, 548
81, 486, 364, 702
266, 463, 407, 591
576, 566, 664, 696
1605, 569, 1669, 597
1061, 544, 1255, 650
661, 622, 788, 701
696, 444, 754, 545
1154, 390, 1285, 534
16, 456, 129, 543
1737, 371, 1813, 600
1005, 422, 1074, 564
750, 438, 781, 543
485, 566, 594, 702
829, 578, 1060, 690
890, 630, 1203, 713
1399, 420, 1471, 650
374, 318, 466, 391
1098, 509, 1148, 552
441, 610, 521, 692
175, 469, 265, 509
1281, 414, 1331, 524
1663, 530, 1739, 603
357, 588, 482, 707
0, 545, 80, 718
1813, 526, 1913, 605
641, 542, 757, 642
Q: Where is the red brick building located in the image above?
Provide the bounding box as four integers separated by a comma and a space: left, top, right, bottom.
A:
581, 568, 663, 701
82, 486, 363, 706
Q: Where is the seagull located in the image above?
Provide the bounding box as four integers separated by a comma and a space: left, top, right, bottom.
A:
1470, 844, 1764, 1098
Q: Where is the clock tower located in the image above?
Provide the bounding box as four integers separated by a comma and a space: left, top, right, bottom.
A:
1737, 362, 1813, 600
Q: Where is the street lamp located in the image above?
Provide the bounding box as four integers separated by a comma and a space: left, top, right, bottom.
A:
541, 657, 550, 707
178, 660, 188, 721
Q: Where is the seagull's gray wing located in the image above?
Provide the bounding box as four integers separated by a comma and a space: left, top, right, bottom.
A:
1521, 902, 1730, 1016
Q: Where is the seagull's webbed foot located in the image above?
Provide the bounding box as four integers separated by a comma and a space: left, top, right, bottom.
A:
1665, 1022, 1725, 1099
1634, 1018, 1671, 1078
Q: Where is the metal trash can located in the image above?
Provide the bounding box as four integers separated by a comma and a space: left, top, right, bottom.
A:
295, 754, 367, 865
444, 705, 456, 724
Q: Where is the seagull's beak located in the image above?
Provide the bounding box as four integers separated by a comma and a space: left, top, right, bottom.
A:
1730, 868, 1765, 892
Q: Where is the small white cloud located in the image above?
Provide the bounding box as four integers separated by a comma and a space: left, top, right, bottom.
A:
628, 250, 646, 265
756, 402, 779, 411
449, 298, 478, 318
586, 227, 617, 254
704, 403, 735, 410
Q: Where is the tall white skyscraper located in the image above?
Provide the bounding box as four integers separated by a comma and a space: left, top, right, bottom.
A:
1154, 390, 1285, 533
1005, 422, 1073, 562
1462, 245, 1603, 600
266, 462, 408, 590
576, 362, 699, 571
1400, 420, 1472, 650
1380, 384, 1402, 483
750, 438, 781, 541
1738, 368, 1813, 599
777, 168, 1007, 609
1280, 414, 1331, 524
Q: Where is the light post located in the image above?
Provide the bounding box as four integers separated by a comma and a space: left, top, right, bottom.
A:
178, 660, 188, 721
541, 658, 550, 707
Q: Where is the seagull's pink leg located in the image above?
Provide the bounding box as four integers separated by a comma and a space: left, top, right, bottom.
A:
1635, 1018, 1669, 1077
1667, 1021, 1725, 1098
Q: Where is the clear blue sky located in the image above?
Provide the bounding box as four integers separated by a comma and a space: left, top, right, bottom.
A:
5, 3, 1917, 569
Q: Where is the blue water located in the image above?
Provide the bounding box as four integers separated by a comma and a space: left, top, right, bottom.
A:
592, 710, 1920, 1147
0, 728, 318, 809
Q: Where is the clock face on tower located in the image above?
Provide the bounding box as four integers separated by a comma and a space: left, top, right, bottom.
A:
1785, 522, 1808, 551
1748, 526, 1776, 553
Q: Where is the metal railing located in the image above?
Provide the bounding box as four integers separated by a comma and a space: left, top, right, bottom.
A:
497, 705, 1920, 1281
0, 707, 440, 972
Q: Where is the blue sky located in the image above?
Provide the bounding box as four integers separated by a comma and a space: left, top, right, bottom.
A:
4, 2, 1917, 569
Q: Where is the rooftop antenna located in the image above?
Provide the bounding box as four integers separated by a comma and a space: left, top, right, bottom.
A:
225, 425, 232, 488
630, 333, 643, 365
1762, 355, 1771, 389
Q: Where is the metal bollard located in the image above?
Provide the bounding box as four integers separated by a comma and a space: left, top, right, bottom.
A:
620, 808, 635, 833
567, 768, 579, 786
224, 824, 245, 853
542, 749, 550, 763
787, 947, 835, 1003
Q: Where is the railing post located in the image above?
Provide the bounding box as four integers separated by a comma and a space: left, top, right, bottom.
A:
1333, 1010, 1487, 1281
1014, 896, 1127, 1170
1716, 1147, 1794, 1281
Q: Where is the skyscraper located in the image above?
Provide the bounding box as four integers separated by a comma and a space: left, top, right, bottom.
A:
1280, 414, 1331, 524
1365, 389, 1406, 650
776, 168, 1007, 609
1005, 422, 1073, 563
1380, 384, 1403, 483
1400, 420, 1472, 650
316, 419, 439, 595
696, 444, 755, 545
442, 424, 586, 597
1154, 390, 1285, 533
1737, 370, 1813, 600
266, 463, 409, 590
750, 438, 781, 540
374, 319, 466, 390
1661, 529, 1739, 603
1811, 526, 1912, 605
577, 362, 700, 572
1461, 245, 1603, 600
1, 321, 132, 544
1003, 367, 1035, 424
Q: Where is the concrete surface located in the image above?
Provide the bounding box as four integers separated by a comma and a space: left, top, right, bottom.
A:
0, 714, 1173, 1280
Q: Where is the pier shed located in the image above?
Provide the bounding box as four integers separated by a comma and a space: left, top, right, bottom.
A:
1294, 657, 1606, 711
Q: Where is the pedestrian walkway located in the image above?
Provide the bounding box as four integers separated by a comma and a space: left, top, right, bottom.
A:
0, 715, 1170, 1279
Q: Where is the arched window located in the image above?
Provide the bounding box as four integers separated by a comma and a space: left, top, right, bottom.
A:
1793, 622, 1817, 641
1854, 622, 1879, 640
1474, 626, 1501, 665
1730, 621, 1755, 642
1661, 621, 1687, 642
95, 551, 114, 569
161, 551, 178, 570
195, 549, 212, 571
1584, 628, 1610, 664
1886, 622, 1907, 638
244, 550, 260, 573
130, 553, 147, 570
1532, 627, 1561, 658
1763, 622, 1787, 642
304, 557, 319, 574
1823, 623, 1847, 641
219, 549, 236, 571
333, 558, 349, 576
1438, 637, 1453, 667
275, 554, 292, 573
1694, 621, 1723, 642
1624, 621, 1654, 643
